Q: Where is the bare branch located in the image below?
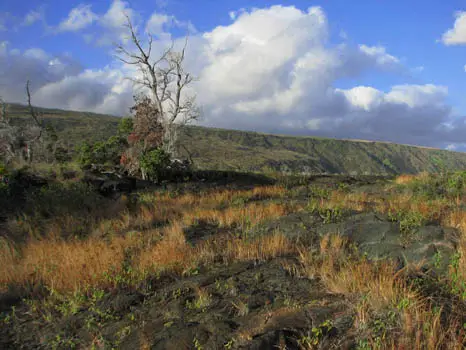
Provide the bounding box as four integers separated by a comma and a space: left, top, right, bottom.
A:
26, 81, 43, 131
116, 15, 200, 157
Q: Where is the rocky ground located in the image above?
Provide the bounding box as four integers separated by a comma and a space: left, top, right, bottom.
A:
1, 173, 465, 349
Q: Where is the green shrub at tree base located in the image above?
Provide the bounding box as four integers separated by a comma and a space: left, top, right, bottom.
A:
139, 148, 171, 183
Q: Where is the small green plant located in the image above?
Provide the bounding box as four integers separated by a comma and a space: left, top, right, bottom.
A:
387, 208, 424, 244
185, 289, 211, 312
448, 252, 466, 300
307, 199, 345, 224
139, 148, 171, 183
50, 333, 78, 350
224, 339, 235, 349
172, 288, 183, 300
299, 319, 334, 348
193, 337, 203, 350
115, 325, 132, 344
433, 250, 442, 269
356, 339, 372, 350
309, 185, 331, 199
397, 298, 410, 310
1, 306, 16, 325
337, 182, 350, 192
231, 300, 249, 316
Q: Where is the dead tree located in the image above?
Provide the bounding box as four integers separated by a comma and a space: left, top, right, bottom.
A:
115, 15, 200, 157
24, 80, 44, 162
0, 97, 15, 162
0, 82, 44, 163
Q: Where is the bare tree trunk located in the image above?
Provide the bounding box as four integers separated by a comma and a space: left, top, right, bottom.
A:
115, 16, 200, 164
163, 122, 179, 158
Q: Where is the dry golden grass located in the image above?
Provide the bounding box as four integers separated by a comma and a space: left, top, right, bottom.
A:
101, 186, 288, 235
325, 189, 450, 225
3, 179, 466, 348
0, 185, 291, 293
136, 222, 194, 274
298, 233, 466, 349
184, 202, 289, 229
394, 172, 430, 185
0, 235, 138, 291
136, 229, 295, 276
223, 231, 295, 262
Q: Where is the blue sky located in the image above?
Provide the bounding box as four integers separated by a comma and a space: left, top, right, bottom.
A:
1, 0, 466, 149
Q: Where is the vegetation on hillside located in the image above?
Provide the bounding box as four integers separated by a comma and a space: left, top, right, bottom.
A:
7, 103, 466, 175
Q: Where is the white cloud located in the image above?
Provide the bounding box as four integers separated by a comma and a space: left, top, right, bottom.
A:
4, 4, 466, 150
58, 4, 97, 32
32, 68, 133, 115
385, 84, 448, 108
23, 48, 49, 61
22, 10, 43, 27
144, 12, 197, 40
100, 0, 132, 29
358, 45, 400, 65
146, 13, 171, 34
96, 0, 135, 45
442, 11, 466, 45
338, 86, 383, 111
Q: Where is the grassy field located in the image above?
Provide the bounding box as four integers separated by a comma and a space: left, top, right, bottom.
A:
8, 103, 466, 175
2, 170, 466, 348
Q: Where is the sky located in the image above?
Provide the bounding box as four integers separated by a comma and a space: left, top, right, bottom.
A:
2, 1, 466, 150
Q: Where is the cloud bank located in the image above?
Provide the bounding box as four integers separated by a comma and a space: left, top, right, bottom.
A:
1, 2, 465, 150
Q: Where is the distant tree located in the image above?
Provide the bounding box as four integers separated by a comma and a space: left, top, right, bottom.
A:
24, 80, 45, 162
115, 15, 200, 157
0, 82, 45, 164
0, 96, 15, 162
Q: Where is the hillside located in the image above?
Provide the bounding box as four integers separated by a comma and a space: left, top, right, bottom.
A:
7, 103, 466, 174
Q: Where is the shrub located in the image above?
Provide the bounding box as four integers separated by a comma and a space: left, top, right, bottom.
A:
0, 161, 7, 176
76, 136, 128, 167
118, 117, 134, 136
139, 148, 171, 182
0, 162, 11, 203
76, 142, 93, 167
407, 171, 466, 199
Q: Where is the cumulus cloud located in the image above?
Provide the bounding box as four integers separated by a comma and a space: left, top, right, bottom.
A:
57, 4, 97, 32
4, 4, 466, 149
32, 68, 133, 115
146, 13, 171, 35
0, 41, 132, 115
96, 0, 136, 46
187, 5, 462, 149
441, 11, 466, 45
358, 45, 400, 66
0, 41, 81, 101
21, 10, 43, 27
145, 12, 196, 41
